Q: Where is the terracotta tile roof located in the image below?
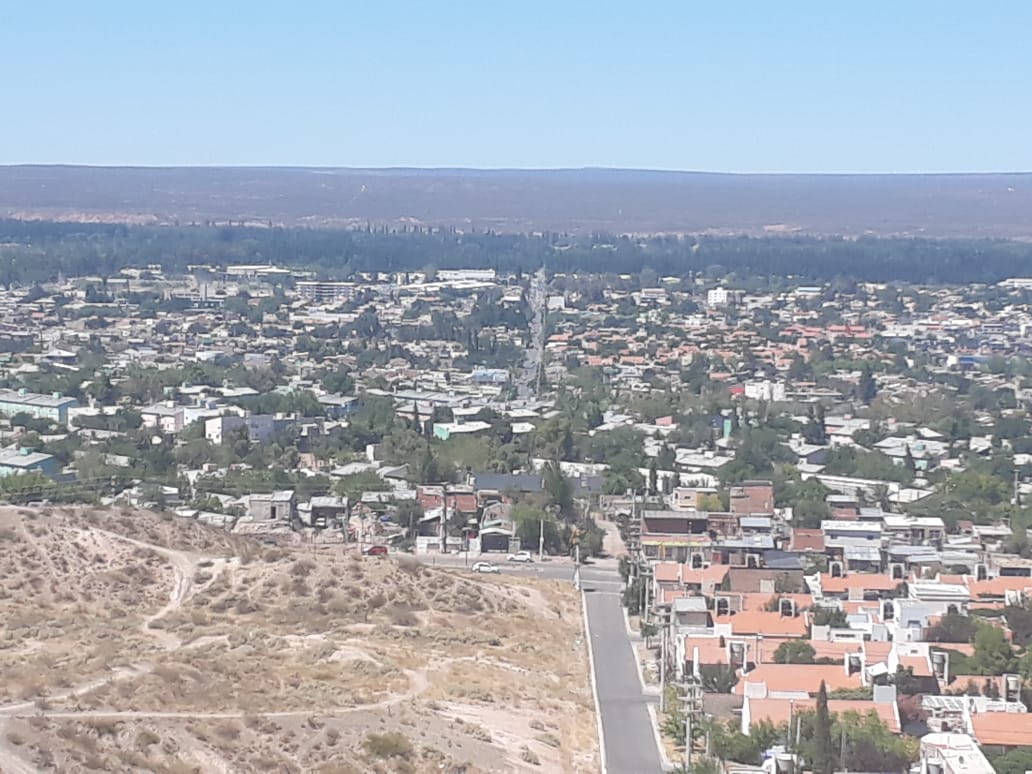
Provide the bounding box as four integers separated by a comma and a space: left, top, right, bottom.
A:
654, 562, 683, 583
659, 588, 690, 604
899, 654, 933, 677
842, 600, 882, 616
736, 664, 864, 695
714, 610, 808, 638
683, 636, 728, 666
746, 697, 900, 733
791, 528, 825, 552
971, 711, 1032, 747
863, 641, 893, 662
654, 563, 730, 586
967, 577, 1032, 598
820, 573, 900, 594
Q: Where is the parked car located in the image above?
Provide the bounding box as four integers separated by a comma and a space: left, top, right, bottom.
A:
471, 562, 501, 574
507, 551, 533, 563
364, 545, 388, 556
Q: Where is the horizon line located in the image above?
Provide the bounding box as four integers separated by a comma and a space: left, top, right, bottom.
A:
2, 163, 1032, 177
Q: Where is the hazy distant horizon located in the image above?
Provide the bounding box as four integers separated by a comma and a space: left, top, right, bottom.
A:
3, 165, 1032, 239
4, 163, 1032, 178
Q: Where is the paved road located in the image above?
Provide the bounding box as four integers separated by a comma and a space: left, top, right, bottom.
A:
435, 555, 666, 772
517, 267, 547, 399
581, 566, 665, 774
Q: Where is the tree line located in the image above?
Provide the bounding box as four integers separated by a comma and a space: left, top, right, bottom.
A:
4, 219, 1032, 284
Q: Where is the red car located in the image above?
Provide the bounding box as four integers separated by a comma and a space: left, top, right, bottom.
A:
364, 545, 388, 556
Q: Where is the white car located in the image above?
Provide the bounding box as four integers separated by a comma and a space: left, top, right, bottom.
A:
471, 562, 501, 574
507, 551, 534, 563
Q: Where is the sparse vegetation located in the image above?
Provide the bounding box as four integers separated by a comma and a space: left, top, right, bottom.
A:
0, 505, 597, 773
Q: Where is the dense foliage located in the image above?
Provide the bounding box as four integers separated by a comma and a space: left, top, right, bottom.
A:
4, 219, 1032, 284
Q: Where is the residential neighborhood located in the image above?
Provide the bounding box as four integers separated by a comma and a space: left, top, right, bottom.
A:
4, 261, 1032, 772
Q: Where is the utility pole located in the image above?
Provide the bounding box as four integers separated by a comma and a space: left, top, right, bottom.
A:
538, 516, 545, 561
440, 490, 448, 554
574, 542, 581, 590
679, 677, 703, 773
658, 605, 671, 712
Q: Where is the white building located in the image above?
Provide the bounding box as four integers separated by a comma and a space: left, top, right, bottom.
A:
743, 380, 786, 402
706, 287, 730, 307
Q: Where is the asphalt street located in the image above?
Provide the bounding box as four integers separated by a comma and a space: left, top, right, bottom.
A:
442, 555, 666, 773
581, 566, 665, 774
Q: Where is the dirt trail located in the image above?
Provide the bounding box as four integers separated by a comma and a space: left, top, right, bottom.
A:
0, 531, 231, 771
94, 528, 234, 649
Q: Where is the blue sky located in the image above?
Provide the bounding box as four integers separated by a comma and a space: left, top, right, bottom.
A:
2, 1, 1030, 171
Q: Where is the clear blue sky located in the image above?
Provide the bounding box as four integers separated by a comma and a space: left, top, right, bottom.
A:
2, 1, 1030, 172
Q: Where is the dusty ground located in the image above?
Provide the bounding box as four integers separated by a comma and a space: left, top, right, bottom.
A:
0, 507, 599, 773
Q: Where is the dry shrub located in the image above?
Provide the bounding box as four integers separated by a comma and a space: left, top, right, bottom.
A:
520, 746, 541, 765
363, 731, 414, 760
387, 606, 419, 627
85, 717, 122, 737
395, 555, 422, 574
214, 720, 242, 741
263, 548, 285, 563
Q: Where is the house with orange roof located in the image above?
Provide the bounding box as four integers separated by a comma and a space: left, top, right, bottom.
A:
817, 571, 901, 598
790, 528, 825, 552
735, 663, 865, 698
680, 635, 730, 675
743, 696, 900, 735
713, 609, 808, 639
970, 711, 1032, 748
966, 576, 1032, 603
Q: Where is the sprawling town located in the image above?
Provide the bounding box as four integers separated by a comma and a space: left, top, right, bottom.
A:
2, 260, 1032, 772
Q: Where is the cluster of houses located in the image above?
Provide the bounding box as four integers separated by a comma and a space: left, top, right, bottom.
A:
628, 481, 1031, 773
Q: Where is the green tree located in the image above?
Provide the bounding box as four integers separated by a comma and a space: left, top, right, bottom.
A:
926, 612, 979, 643
543, 461, 574, 519
773, 640, 816, 664
699, 664, 739, 693
857, 364, 878, 404
811, 682, 834, 774
970, 624, 1017, 675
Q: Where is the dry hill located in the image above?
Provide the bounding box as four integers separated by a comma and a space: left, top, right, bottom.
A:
0, 507, 598, 773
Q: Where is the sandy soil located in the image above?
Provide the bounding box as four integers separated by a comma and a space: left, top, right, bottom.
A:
0, 506, 599, 773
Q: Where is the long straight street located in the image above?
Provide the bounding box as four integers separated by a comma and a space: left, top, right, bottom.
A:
581, 565, 665, 774
432, 549, 666, 771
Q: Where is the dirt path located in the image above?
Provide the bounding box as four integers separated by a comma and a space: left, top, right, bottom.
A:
599, 519, 627, 557
94, 528, 235, 650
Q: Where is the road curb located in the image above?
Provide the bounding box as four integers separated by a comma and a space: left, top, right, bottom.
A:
581, 590, 608, 774
622, 605, 635, 638
646, 703, 677, 772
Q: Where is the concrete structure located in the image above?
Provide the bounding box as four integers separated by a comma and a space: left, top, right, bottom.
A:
205, 414, 283, 444
296, 281, 357, 304
707, 286, 730, 306
247, 490, 296, 521
0, 389, 79, 424
0, 447, 59, 478
919, 733, 994, 774
141, 402, 186, 434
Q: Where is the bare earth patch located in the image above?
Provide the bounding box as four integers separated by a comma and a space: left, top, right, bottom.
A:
0, 507, 598, 773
